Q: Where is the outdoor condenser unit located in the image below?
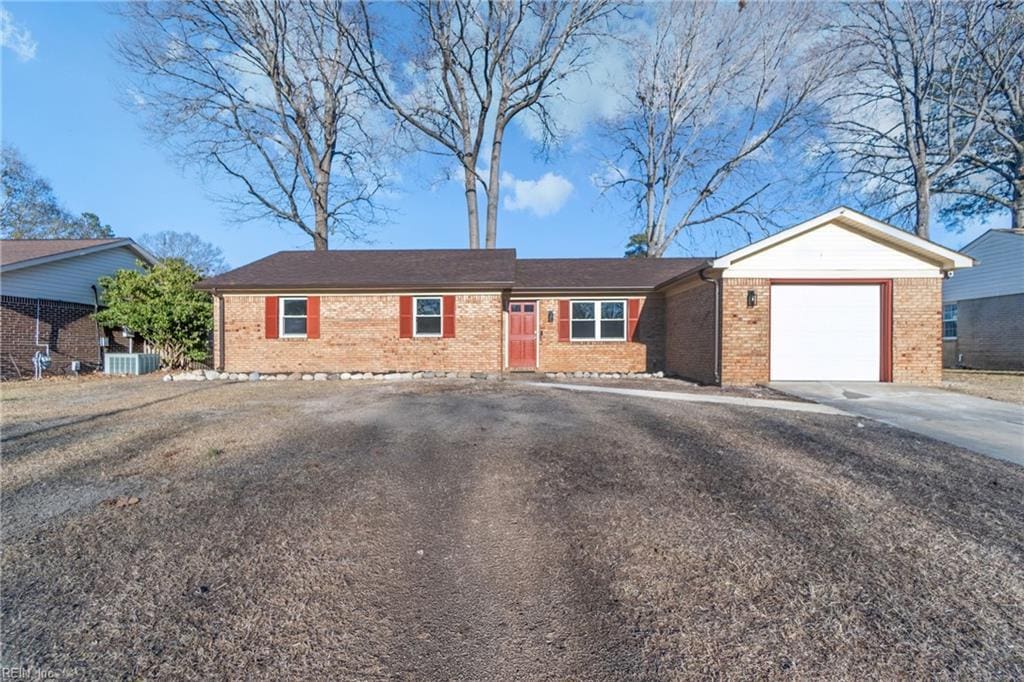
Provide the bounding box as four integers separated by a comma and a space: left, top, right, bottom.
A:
103, 353, 160, 376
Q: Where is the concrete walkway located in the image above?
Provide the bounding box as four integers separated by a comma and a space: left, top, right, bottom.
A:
526, 382, 849, 415
772, 382, 1024, 466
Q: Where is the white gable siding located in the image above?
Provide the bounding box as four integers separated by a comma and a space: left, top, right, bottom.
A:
0, 246, 147, 306
722, 222, 942, 278
943, 231, 1024, 302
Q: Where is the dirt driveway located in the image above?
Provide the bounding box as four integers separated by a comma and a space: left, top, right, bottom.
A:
2, 378, 1022, 679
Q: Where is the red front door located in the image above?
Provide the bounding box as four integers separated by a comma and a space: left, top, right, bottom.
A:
508, 302, 537, 369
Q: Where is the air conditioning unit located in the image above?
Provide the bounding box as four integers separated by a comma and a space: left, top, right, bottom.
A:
104, 353, 160, 376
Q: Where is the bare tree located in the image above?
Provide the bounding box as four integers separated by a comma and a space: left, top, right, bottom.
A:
117, 1, 388, 250
826, 0, 995, 239
139, 230, 230, 275
349, 0, 618, 248
598, 1, 834, 258
938, 3, 1024, 229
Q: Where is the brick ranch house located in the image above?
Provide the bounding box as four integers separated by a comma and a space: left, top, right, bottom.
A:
0, 239, 156, 379
197, 208, 973, 385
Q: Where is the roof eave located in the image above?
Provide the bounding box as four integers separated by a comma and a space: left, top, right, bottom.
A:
1, 239, 157, 272
197, 282, 516, 293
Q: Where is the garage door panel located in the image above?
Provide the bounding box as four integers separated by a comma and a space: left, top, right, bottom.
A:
770, 284, 881, 381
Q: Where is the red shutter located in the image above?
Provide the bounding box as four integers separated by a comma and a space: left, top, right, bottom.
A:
399, 296, 413, 338
442, 295, 456, 338
558, 300, 570, 341
628, 298, 641, 340
265, 296, 279, 339
307, 296, 320, 339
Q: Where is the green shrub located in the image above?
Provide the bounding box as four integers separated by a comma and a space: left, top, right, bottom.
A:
95, 259, 213, 368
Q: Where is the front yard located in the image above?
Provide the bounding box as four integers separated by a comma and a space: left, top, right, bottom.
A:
1, 377, 1022, 679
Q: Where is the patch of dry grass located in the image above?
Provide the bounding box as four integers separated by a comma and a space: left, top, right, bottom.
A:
1, 377, 1022, 679
943, 369, 1024, 404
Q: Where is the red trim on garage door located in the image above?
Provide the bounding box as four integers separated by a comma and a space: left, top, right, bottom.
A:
769, 279, 893, 382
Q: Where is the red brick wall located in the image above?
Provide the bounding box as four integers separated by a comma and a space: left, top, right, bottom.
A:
217, 293, 503, 373
1, 296, 99, 378
892, 278, 943, 384
720, 279, 771, 385
664, 282, 718, 384
717, 278, 943, 385
532, 296, 664, 373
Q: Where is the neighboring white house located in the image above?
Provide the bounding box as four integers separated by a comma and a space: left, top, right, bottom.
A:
0, 239, 155, 378
942, 229, 1024, 370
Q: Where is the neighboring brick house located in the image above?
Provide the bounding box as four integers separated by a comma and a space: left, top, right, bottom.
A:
0, 239, 155, 379
941, 229, 1024, 371
198, 208, 973, 385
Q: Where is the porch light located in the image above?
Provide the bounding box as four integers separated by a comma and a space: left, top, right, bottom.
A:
747, 290, 757, 307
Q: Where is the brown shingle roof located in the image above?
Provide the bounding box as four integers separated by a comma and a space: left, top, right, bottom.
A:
196, 249, 519, 291
0, 239, 125, 267
514, 258, 708, 291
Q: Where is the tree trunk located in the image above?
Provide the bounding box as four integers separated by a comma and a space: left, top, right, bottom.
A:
914, 170, 931, 239
463, 163, 480, 249
485, 119, 506, 249
1014, 153, 1024, 230
314, 170, 330, 251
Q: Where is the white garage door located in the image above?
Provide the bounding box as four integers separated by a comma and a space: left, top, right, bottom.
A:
770, 284, 881, 381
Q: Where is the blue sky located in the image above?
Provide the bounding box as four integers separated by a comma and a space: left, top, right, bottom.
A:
1, 2, 1007, 270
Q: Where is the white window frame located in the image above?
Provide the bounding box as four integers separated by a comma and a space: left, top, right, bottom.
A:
570, 299, 627, 342
280, 297, 308, 338
413, 296, 443, 337
942, 302, 958, 340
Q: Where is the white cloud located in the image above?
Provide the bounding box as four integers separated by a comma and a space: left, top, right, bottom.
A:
0, 8, 37, 62
502, 172, 574, 217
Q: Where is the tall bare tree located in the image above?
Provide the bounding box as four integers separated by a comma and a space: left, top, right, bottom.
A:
598, 1, 834, 257
349, 0, 618, 248
938, 2, 1024, 229
117, 1, 388, 250
826, 0, 995, 239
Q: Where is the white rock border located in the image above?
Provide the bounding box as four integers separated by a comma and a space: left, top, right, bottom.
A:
163, 369, 666, 383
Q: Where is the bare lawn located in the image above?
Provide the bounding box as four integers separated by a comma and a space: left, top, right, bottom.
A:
943, 369, 1024, 404
2, 377, 1022, 679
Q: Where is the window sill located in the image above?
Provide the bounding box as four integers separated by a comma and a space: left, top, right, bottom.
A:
569, 338, 628, 344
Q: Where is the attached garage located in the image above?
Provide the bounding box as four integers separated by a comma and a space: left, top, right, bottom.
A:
769, 282, 889, 381
662, 207, 975, 386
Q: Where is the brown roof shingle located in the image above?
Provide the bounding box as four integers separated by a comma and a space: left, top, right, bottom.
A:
0, 239, 125, 267
513, 258, 708, 291
196, 249, 519, 291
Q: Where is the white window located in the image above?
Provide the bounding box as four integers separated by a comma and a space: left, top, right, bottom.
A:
943, 303, 958, 339
571, 300, 626, 341
280, 297, 308, 337
414, 297, 442, 336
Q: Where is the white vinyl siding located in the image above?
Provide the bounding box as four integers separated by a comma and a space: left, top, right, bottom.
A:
943, 231, 1024, 302
724, 222, 942, 278
0, 246, 147, 306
